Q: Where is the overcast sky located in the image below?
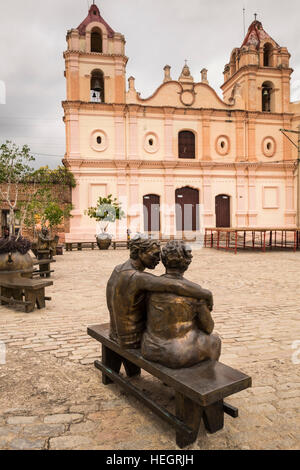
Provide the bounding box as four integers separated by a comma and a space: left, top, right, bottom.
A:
0, 0, 299, 169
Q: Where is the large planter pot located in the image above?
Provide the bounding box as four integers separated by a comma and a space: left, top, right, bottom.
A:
96, 234, 112, 250
0, 251, 33, 280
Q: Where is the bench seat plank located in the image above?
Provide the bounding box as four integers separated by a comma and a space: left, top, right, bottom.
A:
87, 323, 251, 407
0, 279, 53, 290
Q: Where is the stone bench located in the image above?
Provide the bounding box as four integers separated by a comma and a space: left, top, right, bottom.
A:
0, 278, 53, 313
87, 323, 252, 448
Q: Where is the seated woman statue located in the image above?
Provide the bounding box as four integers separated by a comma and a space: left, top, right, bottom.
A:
141, 240, 221, 368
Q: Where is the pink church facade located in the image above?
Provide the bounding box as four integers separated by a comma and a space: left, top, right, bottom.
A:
62, 4, 300, 242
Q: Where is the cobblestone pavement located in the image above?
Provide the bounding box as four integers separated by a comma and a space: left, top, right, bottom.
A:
0, 248, 299, 450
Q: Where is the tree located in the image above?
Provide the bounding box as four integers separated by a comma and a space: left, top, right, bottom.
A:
0, 141, 35, 238
85, 194, 125, 235
23, 187, 73, 237
0, 142, 75, 239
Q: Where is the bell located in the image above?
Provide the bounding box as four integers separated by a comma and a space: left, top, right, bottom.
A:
263, 89, 269, 96
92, 78, 101, 91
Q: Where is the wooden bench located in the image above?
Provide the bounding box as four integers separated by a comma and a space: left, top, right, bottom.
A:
65, 242, 96, 251
87, 324, 252, 448
112, 240, 129, 250
32, 258, 56, 278
0, 278, 53, 313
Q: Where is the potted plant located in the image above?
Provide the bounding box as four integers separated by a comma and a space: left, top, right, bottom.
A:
0, 141, 35, 277
85, 195, 125, 250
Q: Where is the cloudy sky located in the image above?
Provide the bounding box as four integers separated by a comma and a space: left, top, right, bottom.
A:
0, 0, 299, 168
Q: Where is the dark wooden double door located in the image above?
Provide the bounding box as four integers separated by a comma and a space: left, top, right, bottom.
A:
176, 187, 199, 231
215, 195, 230, 227
143, 194, 160, 232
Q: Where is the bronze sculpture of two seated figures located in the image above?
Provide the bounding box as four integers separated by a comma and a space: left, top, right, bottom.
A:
107, 235, 221, 369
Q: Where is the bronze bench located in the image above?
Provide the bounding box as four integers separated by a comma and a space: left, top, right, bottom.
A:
87, 323, 252, 448
32, 258, 56, 278
0, 278, 53, 313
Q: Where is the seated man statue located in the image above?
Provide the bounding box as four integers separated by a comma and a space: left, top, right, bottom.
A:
141, 240, 221, 368
106, 235, 213, 350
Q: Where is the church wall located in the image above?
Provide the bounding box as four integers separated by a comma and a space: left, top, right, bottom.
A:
63, 10, 299, 242
79, 113, 115, 159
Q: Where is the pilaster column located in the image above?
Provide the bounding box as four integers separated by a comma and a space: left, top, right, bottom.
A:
202, 166, 214, 226
128, 168, 141, 233
247, 113, 257, 161
116, 164, 128, 239
201, 111, 212, 161
164, 108, 175, 160
65, 53, 80, 101
163, 164, 176, 237
104, 75, 111, 103
235, 112, 245, 162
284, 169, 296, 226
247, 165, 258, 226
113, 105, 126, 160
128, 106, 139, 160
236, 167, 247, 226
282, 117, 293, 161
66, 108, 80, 158
248, 73, 257, 111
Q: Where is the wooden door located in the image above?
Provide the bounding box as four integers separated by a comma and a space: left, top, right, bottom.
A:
143, 194, 160, 232
175, 187, 199, 231
215, 195, 230, 227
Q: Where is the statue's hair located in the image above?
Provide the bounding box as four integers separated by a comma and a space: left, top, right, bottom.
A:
161, 240, 191, 268
129, 234, 160, 260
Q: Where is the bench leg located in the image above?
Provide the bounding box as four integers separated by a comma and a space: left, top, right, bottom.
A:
203, 399, 224, 434
101, 345, 122, 385
123, 358, 141, 378
40, 263, 50, 278
175, 392, 202, 448
35, 288, 46, 309
1, 287, 13, 305
24, 290, 36, 313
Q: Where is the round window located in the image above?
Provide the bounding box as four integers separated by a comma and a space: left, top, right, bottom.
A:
215, 135, 230, 156
90, 130, 108, 152
144, 133, 159, 154
262, 137, 276, 157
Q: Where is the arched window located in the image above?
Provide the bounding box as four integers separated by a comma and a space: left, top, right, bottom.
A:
263, 43, 273, 67
90, 70, 104, 103
262, 81, 273, 112
178, 131, 195, 159
91, 29, 102, 53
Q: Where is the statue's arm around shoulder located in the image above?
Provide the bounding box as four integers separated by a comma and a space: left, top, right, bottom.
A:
134, 271, 213, 309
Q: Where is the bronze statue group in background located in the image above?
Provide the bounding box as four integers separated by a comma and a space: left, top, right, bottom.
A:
107, 235, 221, 369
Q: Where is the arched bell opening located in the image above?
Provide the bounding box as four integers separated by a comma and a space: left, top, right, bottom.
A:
90, 70, 105, 103
262, 81, 274, 112
91, 28, 103, 53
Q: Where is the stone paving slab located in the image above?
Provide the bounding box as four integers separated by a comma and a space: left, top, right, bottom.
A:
0, 248, 299, 450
